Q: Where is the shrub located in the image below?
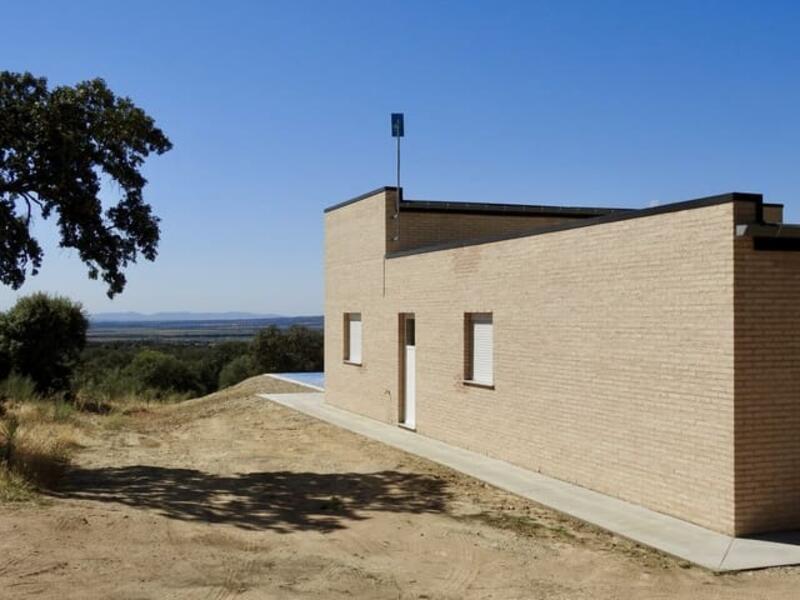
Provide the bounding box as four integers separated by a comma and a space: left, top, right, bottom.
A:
251, 325, 323, 373
0, 413, 19, 464
0, 374, 39, 404
78, 367, 133, 401
122, 349, 202, 398
218, 355, 257, 389
78, 343, 139, 377
283, 325, 324, 371
52, 400, 77, 422
193, 341, 250, 394
0, 467, 33, 501
77, 341, 253, 397
0, 346, 9, 381
9, 425, 72, 487
0, 293, 88, 392
0, 411, 71, 496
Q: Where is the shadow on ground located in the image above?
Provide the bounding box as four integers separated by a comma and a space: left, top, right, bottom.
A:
52, 465, 450, 533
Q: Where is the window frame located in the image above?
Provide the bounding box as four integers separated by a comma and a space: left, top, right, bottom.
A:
343, 312, 363, 366
464, 312, 494, 389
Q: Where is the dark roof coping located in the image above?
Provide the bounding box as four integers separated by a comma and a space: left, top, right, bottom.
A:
386, 192, 764, 259
324, 186, 628, 217
737, 223, 800, 238
324, 186, 399, 213
399, 200, 627, 218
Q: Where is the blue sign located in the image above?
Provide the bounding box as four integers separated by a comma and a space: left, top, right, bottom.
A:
391, 113, 404, 137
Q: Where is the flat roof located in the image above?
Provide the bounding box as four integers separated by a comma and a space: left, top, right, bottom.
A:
323, 186, 627, 217
399, 199, 627, 218
387, 192, 765, 258
323, 187, 778, 258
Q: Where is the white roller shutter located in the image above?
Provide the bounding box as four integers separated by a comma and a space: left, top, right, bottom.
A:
471, 315, 493, 385
348, 313, 362, 363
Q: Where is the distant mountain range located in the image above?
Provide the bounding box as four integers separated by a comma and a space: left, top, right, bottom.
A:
90, 311, 283, 323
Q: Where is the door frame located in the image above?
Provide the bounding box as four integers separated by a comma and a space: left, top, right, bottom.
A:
398, 313, 416, 430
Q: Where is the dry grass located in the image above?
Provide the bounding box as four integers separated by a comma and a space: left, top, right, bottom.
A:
11, 424, 75, 486
456, 510, 577, 540
119, 375, 313, 432
0, 460, 34, 501
0, 401, 83, 499
0, 374, 314, 500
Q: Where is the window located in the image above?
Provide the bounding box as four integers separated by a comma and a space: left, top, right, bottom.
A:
404, 316, 415, 347
465, 313, 493, 387
344, 313, 362, 364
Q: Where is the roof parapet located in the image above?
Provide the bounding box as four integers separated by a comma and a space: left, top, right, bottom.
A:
398, 200, 626, 218
325, 187, 627, 217
324, 186, 399, 213
386, 192, 764, 258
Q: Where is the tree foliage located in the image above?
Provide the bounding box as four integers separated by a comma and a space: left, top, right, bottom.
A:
77, 327, 324, 398
195, 341, 251, 393
0, 71, 172, 297
121, 349, 201, 397
0, 293, 88, 392
217, 354, 257, 390
0, 343, 9, 382
251, 325, 323, 373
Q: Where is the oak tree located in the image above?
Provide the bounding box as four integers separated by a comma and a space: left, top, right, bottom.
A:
0, 71, 172, 297
0, 293, 88, 392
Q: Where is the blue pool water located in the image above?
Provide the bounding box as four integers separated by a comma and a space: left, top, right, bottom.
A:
273, 372, 324, 389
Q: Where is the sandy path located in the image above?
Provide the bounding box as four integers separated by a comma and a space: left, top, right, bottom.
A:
0, 376, 797, 599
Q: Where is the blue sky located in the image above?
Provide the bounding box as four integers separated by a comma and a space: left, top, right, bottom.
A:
1, 1, 799, 315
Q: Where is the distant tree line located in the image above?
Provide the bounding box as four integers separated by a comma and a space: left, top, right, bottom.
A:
0, 293, 323, 403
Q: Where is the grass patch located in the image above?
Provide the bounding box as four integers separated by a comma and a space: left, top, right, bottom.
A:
456, 511, 577, 540
101, 411, 130, 431
0, 371, 192, 502
0, 467, 34, 501
0, 401, 81, 500
0, 374, 39, 404
9, 423, 74, 487
53, 399, 77, 422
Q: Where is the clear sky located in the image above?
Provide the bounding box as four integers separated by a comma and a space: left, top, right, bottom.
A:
1, 1, 799, 315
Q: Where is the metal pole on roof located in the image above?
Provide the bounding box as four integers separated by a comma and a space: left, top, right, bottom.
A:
396, 134, 401, 199
391, 113, 404, 242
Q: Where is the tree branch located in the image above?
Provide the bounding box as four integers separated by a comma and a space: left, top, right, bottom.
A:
19, 191, 43, 225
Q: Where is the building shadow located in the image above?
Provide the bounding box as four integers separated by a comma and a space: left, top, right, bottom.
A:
742, 530, 800, 547
51, 465, 450, 533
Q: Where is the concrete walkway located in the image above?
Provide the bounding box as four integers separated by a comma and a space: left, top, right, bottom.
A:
258, 391, 800, 572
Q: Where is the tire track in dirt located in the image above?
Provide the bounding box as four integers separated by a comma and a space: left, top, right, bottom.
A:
165, 518, 221, 592
0, 553, 25, 577
207, 537, 263, 600
330, 515, 482, 598
164, 519, 266, 600
434, 530, 481, 598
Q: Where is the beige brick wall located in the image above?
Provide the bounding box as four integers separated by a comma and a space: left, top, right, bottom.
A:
326, 189, 741, 534
325, 190, 400, 423
733, 237, 800, 535
393, 210, 593, 252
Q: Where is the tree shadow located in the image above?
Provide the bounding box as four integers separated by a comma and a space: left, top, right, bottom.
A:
51, 465, 450, 533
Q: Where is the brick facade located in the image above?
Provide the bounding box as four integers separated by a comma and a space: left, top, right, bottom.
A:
324, 187, 799, 536
734, 236, 800, 534
394, 210, 600, 252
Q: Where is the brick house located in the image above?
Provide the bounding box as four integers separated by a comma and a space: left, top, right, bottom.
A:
323, 186, 800, 537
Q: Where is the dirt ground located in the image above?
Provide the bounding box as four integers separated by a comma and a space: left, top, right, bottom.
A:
1, 376, 797, 599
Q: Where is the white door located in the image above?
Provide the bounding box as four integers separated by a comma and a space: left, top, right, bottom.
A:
402, 317, 416, 429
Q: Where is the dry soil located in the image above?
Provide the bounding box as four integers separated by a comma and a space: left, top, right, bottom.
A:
0, 376, 798, 599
